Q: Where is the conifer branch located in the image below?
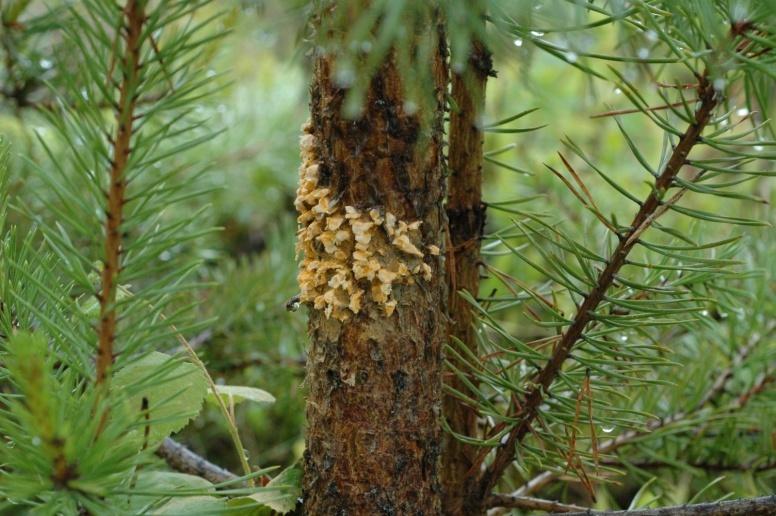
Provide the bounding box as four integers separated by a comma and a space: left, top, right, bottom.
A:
96, 0, 145, 385
471, 73, 719, 507
504, 322, 774, 500
555, 495, 776, 516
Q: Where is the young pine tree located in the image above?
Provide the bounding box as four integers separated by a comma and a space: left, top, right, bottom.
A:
0, 1, 297, 513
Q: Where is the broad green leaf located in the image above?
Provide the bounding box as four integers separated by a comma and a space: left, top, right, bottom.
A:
246, 466, 301, 514
112, 352, 207, 448
124, 472, 225, 514
206, 385, 276, 407
156, 496, 229, 514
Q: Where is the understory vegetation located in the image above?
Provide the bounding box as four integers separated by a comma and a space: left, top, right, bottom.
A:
0, 0, 773, 514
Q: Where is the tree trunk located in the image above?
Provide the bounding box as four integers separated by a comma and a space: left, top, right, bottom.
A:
298, 12, 448, 515
442, 38, 491, 516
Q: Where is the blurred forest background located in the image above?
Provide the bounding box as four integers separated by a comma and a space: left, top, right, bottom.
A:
1, 0, 773, 511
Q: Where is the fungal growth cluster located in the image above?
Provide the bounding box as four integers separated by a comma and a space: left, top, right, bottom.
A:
296, 122, 439, 321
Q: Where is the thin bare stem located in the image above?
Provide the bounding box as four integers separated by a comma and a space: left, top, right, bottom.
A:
157, 438, 238, 484
558, 495, 776, 516
175, 328, 255, 484
486, 493, 585, 513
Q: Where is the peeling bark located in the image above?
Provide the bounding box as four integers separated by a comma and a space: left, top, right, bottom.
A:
301, 13, 448, 516
442, 37, 491, 516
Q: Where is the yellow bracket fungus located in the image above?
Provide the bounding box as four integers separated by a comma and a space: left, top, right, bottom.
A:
295, 122, 436, 321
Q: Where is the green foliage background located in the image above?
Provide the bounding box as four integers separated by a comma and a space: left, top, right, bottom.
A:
0, 0, 774, 513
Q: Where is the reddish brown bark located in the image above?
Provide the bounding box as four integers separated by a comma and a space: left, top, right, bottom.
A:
300, 15, 449, 516
96, 0, 144, 386
442, 39, 492, 516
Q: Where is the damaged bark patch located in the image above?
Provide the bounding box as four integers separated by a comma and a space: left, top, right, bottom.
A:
295, 123, 436, 321
302, 17, 448, 513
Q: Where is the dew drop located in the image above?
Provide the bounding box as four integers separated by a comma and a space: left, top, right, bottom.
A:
601, 425, 615, 433
31, 436, 41, 446
701, 310, 709, 316
530, 30, 545, 37
334, 67, 355, 88
513, 38, 523, 48
39, 58, 53, 70
620, 335, 628, 342
637, 48, 649, 59
731, 4, 749, 23
713, 78, 727, 91
736, 107, 749, 117
566, 51, 578, 63
646, 30, 658, 42
754, 145, 764, 152
614, 87, 622, 95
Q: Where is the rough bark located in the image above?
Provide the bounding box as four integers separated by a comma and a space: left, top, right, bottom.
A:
442, 39, 492, 516
300, 13, 448, 516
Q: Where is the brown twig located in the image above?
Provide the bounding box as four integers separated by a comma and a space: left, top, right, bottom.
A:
554, 495, 776, 516
486, 494, 585, 513
156, 437, 239, 485
599, 458, 776, 473
468, 73, 719, 510
95, 0, 145, 386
